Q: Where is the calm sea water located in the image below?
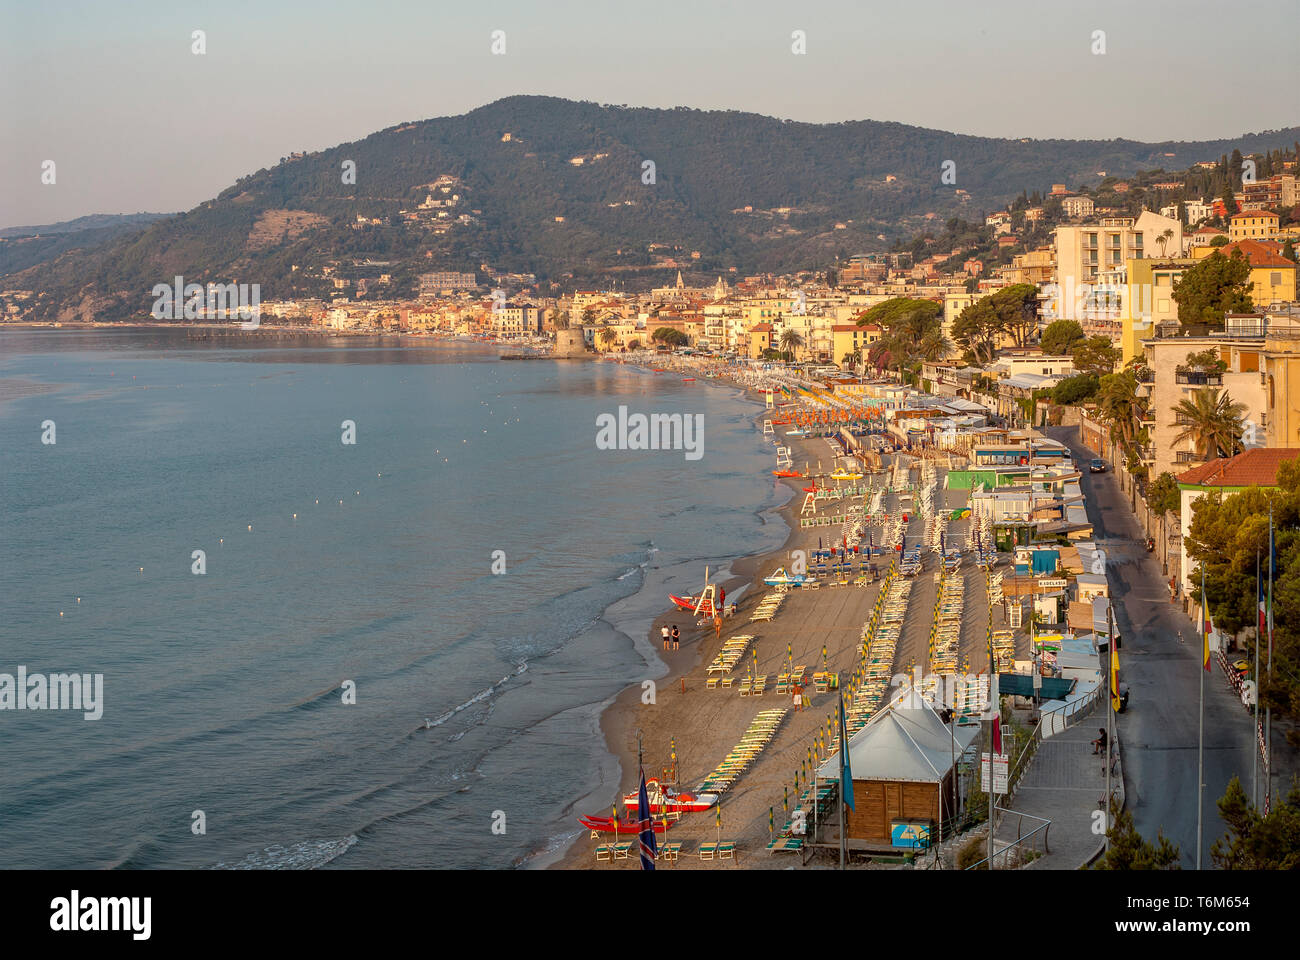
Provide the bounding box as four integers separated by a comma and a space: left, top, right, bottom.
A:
0, 329, 787, 869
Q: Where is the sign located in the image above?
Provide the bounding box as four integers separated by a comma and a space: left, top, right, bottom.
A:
980, 752, 1009, 793
1039, 578, 1068, 590
891, 821, 933, 849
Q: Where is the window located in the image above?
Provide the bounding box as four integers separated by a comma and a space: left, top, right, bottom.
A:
1272, 272, 1282, 286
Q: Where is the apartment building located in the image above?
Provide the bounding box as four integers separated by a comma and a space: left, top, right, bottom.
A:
1051, 211, 1182, 330
1190, 239, 1297, 306
1228, 210, 1281, 241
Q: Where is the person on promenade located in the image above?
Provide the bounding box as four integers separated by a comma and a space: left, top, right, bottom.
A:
671, 625, 681, 650
661, 625, 671, 650
1091, 728, 1108, 755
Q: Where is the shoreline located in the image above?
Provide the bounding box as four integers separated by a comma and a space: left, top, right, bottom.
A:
546, 361, 816, 870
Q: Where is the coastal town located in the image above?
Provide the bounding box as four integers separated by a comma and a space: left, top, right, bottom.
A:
8, 148, 1298, 871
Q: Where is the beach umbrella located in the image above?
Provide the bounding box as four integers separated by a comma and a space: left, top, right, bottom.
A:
822, 645, 828, 671
769, 806, 775, 839
715, 800, 722, 845
783, 784, 789, 813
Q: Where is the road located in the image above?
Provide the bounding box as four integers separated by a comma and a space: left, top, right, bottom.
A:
1048, 426, 1257, 868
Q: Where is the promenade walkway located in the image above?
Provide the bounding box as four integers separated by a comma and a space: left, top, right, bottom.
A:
996, 710, 1123, 869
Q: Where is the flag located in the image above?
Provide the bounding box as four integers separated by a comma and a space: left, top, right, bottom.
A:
1201, 586, 1212, 673
1110, 642, 1121, 712
636, 766, 657, 870
838, 690, 855, 810
992, 714, 1002, 755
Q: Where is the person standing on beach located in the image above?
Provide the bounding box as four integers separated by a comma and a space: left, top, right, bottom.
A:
671, 625, 680, 650
661, 625, 671, 650
713, 615, 722, 640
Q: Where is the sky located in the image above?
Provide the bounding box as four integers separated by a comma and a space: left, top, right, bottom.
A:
2, 0, 1297, 229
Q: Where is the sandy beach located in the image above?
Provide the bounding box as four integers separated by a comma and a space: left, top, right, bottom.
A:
552, 362, 1007, 870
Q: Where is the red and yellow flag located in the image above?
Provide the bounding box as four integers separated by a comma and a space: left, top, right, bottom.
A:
1110, 643, 1121, 711
1201, 593, 1212, 672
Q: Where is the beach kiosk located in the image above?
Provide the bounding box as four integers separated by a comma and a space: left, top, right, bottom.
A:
816, 698, 981, 850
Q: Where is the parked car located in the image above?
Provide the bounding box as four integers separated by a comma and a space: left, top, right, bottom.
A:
1089, 458, 1107, 473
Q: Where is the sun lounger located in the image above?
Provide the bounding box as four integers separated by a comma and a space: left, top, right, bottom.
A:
613, 841, 633, 860
596, 844, 613, 862
718, 841, 736, 861
699, 842, 717, 861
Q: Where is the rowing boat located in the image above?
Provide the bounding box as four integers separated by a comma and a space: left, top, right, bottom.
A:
621, 779, 717, 813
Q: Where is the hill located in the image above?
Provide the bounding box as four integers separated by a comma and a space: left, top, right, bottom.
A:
7, 96, 1299, 321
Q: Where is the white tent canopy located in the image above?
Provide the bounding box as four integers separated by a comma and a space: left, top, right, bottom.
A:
817, 697, 982, 784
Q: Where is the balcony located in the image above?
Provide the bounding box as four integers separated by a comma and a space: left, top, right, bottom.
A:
1175, 451, 1202, 464
1135, 368, 1155, 383
1175, 369, 1222, 386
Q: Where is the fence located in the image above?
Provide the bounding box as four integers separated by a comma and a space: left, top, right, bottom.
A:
963, 807, 1052, 870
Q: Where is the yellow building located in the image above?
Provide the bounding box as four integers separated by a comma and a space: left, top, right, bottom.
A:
831, 323, 883, 365
1119, 257, 1193, 364
1190, 240, 1297, 306
1228, 210, 1280, 242
748, 322, 774, 358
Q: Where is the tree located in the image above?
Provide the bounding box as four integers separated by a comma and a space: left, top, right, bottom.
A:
858, 298, 943, 380
597, 326, 617, 351
826, 267, 838, 289
1211, 776, 1300, 869
1209, 234, 1230, 248
1184, 348, 1228, 375
1095, 368, 1144, 456
1147, 471, 1181, 560
1071, 336, 1121, 377
1183, 461, 1300, 732
551, 308, 570, 330
1173, 250, 1253, 326
652, 327, 689, 347
1050, 372, 1099, 405
779, 328, 804, 362
1040, 319, 1085, 355
1170, 388, 1246, 460
951, 285, 1038, 364
1283, 240, 1297, 263
1155, 227, 1175, 258
1092, 801, 1182, 869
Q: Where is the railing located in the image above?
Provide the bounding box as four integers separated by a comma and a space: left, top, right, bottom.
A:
1175, 451, 1201, 463
964, 807, 1052, 870
1175, 370, 1222, 386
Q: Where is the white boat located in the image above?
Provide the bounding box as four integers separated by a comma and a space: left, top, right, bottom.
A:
764, 566, 808, 587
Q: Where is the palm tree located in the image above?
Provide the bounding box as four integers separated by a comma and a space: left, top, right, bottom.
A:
1095, 369, 1143, 456
1171, 388, 1247, 461
597, 327, 618, 351
779, 329, 804, 363
1155, 228, 1175, 258
919, 330, 952, 363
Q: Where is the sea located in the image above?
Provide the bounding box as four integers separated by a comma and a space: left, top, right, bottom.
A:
0, 328, 790, 869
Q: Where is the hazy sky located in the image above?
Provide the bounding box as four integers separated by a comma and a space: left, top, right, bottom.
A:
2, 0, 1297, 229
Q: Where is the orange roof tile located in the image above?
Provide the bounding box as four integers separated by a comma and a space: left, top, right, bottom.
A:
1176, 448, 1300, 487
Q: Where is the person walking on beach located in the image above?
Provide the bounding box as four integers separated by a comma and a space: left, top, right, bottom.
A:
671, 625, 680, 651
661, 625, 671, 650
713, 615, 722, 641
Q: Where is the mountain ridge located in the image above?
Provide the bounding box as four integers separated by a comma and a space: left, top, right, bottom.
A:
8, 96, 1299, 322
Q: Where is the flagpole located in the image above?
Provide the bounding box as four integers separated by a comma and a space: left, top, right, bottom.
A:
1254, 549, 1261, 809
1266, 505, 1274, 812
1105, 603, 1113, 852
1197, 563, 1205, 871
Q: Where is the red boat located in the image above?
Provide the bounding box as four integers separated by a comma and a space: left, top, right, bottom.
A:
682, 377, 696, 382
772, 469, 803, 478
669, 567, 725, 618
622, 779, 718, 813
579, 814, 675, 835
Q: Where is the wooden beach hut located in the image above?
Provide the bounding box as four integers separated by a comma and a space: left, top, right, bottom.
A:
817, 698, 981, 849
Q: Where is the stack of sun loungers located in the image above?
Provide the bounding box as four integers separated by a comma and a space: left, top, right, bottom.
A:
749, 591, 786, 622
929, 572, 964, 675
987, 570, 1004, 605
953, 672, 990, 720
900, 546, 923, 577
991, 628, 1016, 671
705, 635, 754, 687
695, 709, 788, 794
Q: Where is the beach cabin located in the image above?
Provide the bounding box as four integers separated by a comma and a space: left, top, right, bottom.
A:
816, 700, 981, 850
